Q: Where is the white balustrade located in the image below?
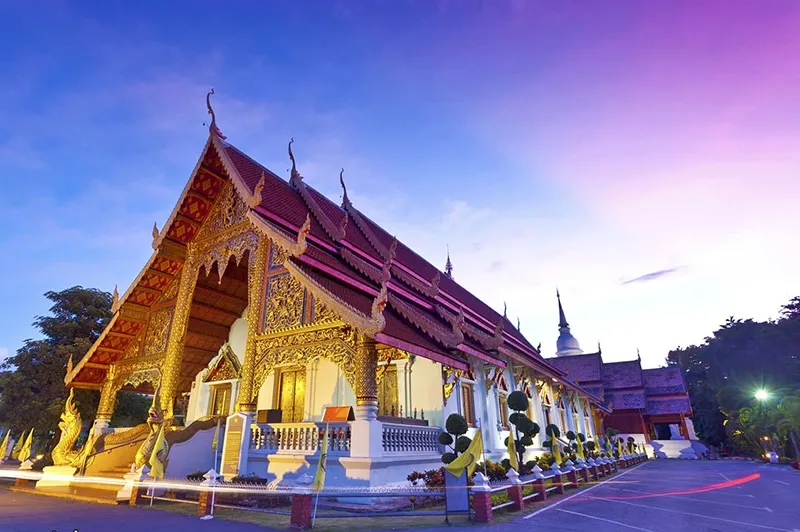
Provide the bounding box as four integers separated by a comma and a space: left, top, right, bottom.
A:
250, 422, 351, 454
381, 423, 441, 454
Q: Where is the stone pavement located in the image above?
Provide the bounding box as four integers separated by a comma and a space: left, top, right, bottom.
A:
1, 461, 798, 532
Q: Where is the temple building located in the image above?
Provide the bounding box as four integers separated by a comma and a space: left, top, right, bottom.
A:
63, 93, 611, 488
546, 292, 705, 458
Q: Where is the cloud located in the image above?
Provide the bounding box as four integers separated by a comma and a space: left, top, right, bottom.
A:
0, 347, 8, 364
621, 267, 683, 285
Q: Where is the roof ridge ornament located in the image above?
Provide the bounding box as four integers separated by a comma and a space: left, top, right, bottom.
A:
451, 306, 466, 344
66, 354, 73, 378
206, 89, 226, 140
339, 168, 352, 209
429, 271, 441, 298
288, 138, 301, 184
111, 285, 120, 314
381, 237, 397, 283
151, 222, 159, 249
250, 172, 266, 208
517, 317, 521, 332
444, 246, 453, 278
503, 301, 508, 319
371, 283, 389, 332
297, 213, 312, 254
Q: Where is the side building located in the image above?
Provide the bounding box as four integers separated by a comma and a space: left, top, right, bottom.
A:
65, 96, 609, 487
546, 292, 706, 459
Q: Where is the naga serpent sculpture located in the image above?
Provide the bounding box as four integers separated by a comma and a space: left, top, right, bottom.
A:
133, 385, 169, 472
52, 389, 94, 467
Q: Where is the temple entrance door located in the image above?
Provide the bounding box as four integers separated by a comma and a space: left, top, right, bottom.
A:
377, 365, 399, 416
278, 368, 306, 423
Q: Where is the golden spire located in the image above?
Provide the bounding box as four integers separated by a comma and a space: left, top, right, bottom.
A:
206, 89, 226, 140
444, 246, 453, 278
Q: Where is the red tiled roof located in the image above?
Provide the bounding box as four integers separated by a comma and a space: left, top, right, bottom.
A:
547, 352, 604, 383
643, 367, 688, 395
603, 360, 644, 389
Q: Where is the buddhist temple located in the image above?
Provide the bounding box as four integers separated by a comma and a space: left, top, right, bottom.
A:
61, 92, 623, 490
546, 293, 707, 459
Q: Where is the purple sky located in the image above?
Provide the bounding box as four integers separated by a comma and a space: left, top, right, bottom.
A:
1, 1, 799, 367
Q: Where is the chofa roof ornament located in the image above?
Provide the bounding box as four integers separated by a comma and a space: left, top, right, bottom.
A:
288, 138, 301, 184
206, 89, 226, 140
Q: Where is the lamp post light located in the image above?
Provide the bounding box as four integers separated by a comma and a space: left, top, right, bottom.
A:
754, 389, 770, 402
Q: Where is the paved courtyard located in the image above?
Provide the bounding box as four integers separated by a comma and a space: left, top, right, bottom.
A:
0, 461, 798, 531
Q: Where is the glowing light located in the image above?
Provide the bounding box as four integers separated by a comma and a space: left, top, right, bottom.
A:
755, 389, 770, 401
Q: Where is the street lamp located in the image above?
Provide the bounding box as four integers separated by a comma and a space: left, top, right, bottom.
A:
754, 389, 770, 401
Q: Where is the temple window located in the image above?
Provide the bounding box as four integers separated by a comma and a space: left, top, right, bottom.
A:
558, 399, 568, 431
498, 392, 509, 429
275, 367, 306, 423
377, 364, 399, 416
460, 382, 476, 426
541, 393, 553, 427
208, 383, 232, 417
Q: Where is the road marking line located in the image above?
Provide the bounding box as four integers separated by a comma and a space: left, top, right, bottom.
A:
609, 486, 769, 510
590, 497, 791, 531
775, 480, 790, 486
719, 472, 732, 481
522, 462, 648, 520
556, 508, 656, 532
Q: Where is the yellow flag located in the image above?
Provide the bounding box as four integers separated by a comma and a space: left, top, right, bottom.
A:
576, 437, 585, 461
18, 429, 34, 463
148, 425, 169, 480
11, 429, 26, 459
313, 424, 329, 492
506, 429, 519, 472
550, 434, 562, 466
617, 438, 624, 456
0, 430, 9, 460
445, 430, 483, 478
211, 418, 221, 451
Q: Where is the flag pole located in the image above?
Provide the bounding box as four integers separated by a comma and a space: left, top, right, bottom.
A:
477, 418, 488, 477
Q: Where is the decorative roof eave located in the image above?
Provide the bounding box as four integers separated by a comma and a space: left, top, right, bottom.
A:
458, 342, 506, 368
284, 258, 387, 337
387, 293, 464, 348
65, 313, 120, 386
288, 140, 345, 243
435, 305, 503, 351
209, 134, 261, 209
247, 210, 311, 257
342, 202, 390, 260
374, 332, 469, 372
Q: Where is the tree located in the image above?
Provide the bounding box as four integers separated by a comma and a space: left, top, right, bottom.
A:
0, 287, 149, 448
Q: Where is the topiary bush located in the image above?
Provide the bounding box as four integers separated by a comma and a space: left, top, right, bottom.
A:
439, 413, 472, 465
503, 391, 540, 473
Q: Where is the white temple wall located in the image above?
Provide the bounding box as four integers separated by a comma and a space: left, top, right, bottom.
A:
256, 373, 276, 412
307, 358, 354, 421
408, 357, 445, 427
228, 312, 248, 365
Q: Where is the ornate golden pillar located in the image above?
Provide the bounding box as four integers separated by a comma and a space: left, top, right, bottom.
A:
237, 237, 270, 413
354, 332, 379, 420
160, 246, 199, 418
93, 365, 118, 435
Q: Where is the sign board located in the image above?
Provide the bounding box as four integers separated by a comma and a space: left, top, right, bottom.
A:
322, 406, 355, 422
221, 413, 246, 478
444, 468, 470, 515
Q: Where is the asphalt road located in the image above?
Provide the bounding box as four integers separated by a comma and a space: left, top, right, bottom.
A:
1, 460, 798, 532
412, 460, 800, 532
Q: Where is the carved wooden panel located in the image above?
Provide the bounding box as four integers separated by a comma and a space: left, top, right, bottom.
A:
143, 308, 173, 358
264, 273, 304, 331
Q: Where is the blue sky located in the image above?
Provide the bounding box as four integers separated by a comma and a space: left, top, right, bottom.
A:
2, 1, 799, 368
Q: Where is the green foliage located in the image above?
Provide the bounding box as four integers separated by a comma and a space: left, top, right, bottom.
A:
507, 391, 529, 412
455, 435, 472, 453
667, 298, 800, 454
439, 413, 472, 465
445, 413, 469, 436
0, 287, 146, 448
546, 424, 561, 438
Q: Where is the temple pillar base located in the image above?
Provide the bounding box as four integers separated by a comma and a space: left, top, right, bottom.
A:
93, 417, 112, 436
35, 465, 78, 489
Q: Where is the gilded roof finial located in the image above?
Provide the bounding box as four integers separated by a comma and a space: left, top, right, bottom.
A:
444, 246, 453, 279
152, 222, 159, 249
598, 341, 602, 354
206, 89, 226, 140
517, 317, 521, 331
111, 285, 119, 313
339, 168, 352, 209
66, 354, 73, 378
637, 348, 641, 361
250, 172, 266, 208
288, 138, 301, 183
503, 301, 508, 319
